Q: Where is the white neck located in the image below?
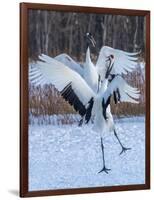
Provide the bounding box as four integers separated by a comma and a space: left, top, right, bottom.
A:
86, 47, 92, 64
99, 79, 108, 95
84, 47, 99, 92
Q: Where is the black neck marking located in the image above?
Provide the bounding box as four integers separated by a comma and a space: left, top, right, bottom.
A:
116, 88, 121, 102
97, 75, 101, 93
113, 91, 118, 104
102, 96, 111, 120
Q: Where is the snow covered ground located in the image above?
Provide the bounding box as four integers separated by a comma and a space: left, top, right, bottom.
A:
28, 116, 145, 191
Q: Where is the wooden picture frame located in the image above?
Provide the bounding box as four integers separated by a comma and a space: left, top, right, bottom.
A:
20, 2, 150, 197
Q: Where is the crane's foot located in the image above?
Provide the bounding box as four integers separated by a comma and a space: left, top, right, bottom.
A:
98, 166, 111, 174
119, 147, 131, 155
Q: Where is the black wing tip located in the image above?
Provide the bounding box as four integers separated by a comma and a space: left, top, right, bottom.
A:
60, 82, 86, 117
85, 97, 94, 124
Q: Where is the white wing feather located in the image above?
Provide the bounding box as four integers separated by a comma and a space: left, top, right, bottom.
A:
96, 46, 140, 80
29, 55, 95, 106
103, 76, 140, 104
29, 63, 50, 85
54, 53, 84, 77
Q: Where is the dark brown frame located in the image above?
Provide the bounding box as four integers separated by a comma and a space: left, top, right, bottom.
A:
20, 2, 150, 197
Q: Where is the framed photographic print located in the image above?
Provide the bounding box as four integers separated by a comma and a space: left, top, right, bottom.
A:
20, 2, 150, 197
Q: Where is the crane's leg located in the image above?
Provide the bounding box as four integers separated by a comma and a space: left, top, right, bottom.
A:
98, 137, 111, 174
114, 130, 131, 155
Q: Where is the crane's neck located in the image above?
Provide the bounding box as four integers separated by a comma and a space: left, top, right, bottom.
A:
84, 47, 99, 92
86, 47, 92, 64
85, 47, 96, 74
99, 79, 108, 95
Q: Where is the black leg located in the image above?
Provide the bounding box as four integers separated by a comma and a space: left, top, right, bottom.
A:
114, 130, 131, 155
98, 137, 111, 174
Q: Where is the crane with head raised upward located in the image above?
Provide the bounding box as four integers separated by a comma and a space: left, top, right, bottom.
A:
29, 39, 140, 173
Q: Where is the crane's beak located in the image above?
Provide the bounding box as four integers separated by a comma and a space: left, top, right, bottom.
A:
86, 33, 96, 47
89, 35, 96, 47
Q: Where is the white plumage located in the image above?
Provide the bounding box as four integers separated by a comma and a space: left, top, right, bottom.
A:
102, 76, 139, 104
96, 46, 139, 81
83, 47, 99, 92
33, 54, 139, 106
55, 53, 84, 77
30, 53, 140, 173
29, 32, 140, 173
54, 48, 99, 92
51, 46, 139, 87
35, 57, 95, 105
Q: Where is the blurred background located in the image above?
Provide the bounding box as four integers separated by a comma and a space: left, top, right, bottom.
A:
28, 9, 145, 124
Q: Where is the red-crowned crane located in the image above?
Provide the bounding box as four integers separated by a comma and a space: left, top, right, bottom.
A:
30, 50, 140, 173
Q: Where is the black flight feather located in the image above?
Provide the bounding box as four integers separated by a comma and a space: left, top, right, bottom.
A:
60, 82, 86, 117
85, 97, 94, 124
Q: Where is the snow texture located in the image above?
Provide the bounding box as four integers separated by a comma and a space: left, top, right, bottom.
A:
28, 116, 145, 191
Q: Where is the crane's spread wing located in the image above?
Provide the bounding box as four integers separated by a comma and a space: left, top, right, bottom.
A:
96, 46, 140, 79
29, 55, 95, 117
54, 53, 84, 77
102, 76, 140, 119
